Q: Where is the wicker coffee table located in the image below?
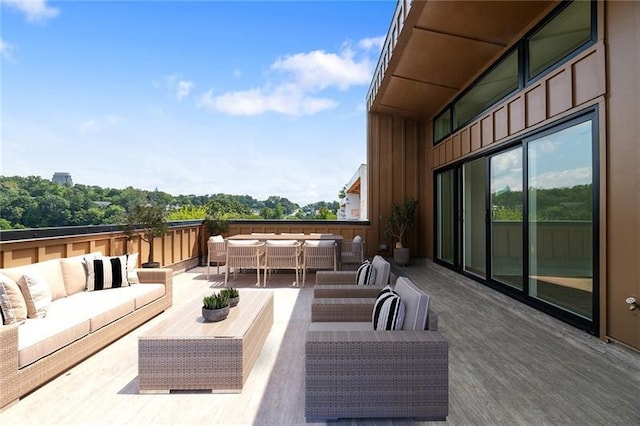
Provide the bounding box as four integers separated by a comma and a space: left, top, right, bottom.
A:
138, 289, 273, 393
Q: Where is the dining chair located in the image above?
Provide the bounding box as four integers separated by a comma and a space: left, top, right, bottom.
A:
263, 240, 303, 287
340, 235, 364, 268
207, 235, 227, 279
302, 240, 337, 287
224, 240, 265, 287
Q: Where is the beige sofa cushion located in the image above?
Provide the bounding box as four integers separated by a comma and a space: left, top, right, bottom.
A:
17, 273, 52, 319
60, 252, 102, 295
47, 289, 135, 332
122, 284, 165, 309
3, 259, 67, 301
0, 272, 27, 323
18, 316, 90, 367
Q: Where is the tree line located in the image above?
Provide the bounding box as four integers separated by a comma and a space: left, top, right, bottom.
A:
0, 175, 340, 230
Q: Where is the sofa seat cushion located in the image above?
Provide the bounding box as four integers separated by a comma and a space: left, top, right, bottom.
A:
309, 321, 372, 332
47, 290, 135, 332
18, 316, 90, 368
111, 284, 165, 309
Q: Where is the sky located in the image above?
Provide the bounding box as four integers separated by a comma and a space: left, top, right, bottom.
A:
0, 0, 395, 206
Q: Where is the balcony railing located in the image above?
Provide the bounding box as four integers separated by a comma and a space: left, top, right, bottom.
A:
366, 0, 413, 110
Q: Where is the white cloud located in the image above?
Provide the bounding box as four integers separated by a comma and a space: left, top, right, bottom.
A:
1, 0, 59, 23
530, 167, 592, 190
177, 80, 194, 101
198, 40, 376, 116
198, 85, 337, 116
0, 38, 16, 61
358, 35, 385, 52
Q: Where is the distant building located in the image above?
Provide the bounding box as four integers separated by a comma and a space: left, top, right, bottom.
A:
52, 172, 73, 186
339, 164, 367, 221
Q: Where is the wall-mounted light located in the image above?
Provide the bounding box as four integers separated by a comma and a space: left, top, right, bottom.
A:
626, 297, 638, 311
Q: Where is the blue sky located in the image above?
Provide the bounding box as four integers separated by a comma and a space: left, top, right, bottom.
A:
1, 0, 395, 205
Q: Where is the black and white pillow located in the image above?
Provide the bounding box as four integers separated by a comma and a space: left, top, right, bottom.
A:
356, 260, 377, 286
372, 289, 405, 331
86, 256, 128, 291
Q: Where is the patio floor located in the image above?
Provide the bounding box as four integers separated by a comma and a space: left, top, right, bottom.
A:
1, 260, 639, 425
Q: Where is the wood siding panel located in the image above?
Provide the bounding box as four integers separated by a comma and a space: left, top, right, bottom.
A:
547, 69, 572, 117
460, 128, 470, 156
445, 138, 453, 163
453, 133, 461, 159
573, 49, 606, 107
494, 107, 508, 141
481, 116, 493, 147
470, 123, 481, 151
525, 84, 546, 127
508, 97, 525, 134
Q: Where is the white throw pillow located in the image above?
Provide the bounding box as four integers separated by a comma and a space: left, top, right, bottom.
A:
18, 273, 52, 318
126, 253, 140, 284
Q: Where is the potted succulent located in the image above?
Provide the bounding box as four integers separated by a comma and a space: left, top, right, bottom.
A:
122, 203, 168, 268
383, 197, 418, 266
202, 292, 230, 322
221, 287, 239, 307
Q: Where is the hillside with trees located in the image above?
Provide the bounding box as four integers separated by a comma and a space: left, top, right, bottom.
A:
0, 175, 340, 229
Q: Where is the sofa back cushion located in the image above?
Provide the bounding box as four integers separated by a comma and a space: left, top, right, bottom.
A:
2, 259, 67, 301
394, 277, 430, 331
60, 252, 102, 295
371, 255, 391, 286
0, 272, 27, 323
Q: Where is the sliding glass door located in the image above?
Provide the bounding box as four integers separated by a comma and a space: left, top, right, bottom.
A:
434, 112, 597, 330
527, 120, 594, 320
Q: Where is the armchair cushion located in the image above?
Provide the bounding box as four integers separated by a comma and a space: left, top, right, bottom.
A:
356, 261, 376, 286
372, 289, 405, 331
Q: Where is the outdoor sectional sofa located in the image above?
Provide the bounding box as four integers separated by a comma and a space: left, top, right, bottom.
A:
0, 253, 173, 409
306, 277, 448, 421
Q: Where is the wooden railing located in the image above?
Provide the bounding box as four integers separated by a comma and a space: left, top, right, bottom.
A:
0, 220, 372, 270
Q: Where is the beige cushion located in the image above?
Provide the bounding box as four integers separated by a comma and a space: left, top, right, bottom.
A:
3, 259, 67, 301
18, 273, 53, 318
0, 272, 27, 323
18, 316, 90, 367
228, 240, 261, 246
304, 240, 335, 247
266, 240, 298, 246
47, 290, 135, 332
209, 235, 224, 243
60, 257, 89, 295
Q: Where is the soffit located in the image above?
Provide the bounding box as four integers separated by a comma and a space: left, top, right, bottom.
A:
371, 0, 555, 120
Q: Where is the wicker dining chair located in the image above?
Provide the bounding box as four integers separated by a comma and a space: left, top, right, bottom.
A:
224, 240, 265, 287
207, 235, 227, 279
302, 240, 337, 287
340, 235, 364, 268
263, 240, 303, 287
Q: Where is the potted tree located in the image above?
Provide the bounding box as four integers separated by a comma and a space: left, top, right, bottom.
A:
202, 292, 230, 322
122, 203, 168, 268
383, 197, 418, 266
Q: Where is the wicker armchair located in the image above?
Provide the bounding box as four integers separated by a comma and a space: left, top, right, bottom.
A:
340, 235, 364, 267
305, 277, 448, 421
313, 255, 391, 298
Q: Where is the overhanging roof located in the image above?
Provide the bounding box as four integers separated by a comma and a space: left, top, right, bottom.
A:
368, 0, 555, 120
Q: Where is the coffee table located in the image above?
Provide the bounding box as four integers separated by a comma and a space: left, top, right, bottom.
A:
138, 289, 273, 393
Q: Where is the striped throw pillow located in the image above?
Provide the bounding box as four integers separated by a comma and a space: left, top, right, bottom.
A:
86, 256, 128, 291
356, 261, 377, 286
372, 289, 405, 331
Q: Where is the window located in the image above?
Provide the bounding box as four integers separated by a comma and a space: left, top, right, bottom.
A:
454, 49, 519, 129
527, 0, 593, 80
434, 108, 451, 143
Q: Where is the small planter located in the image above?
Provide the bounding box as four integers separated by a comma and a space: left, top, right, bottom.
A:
229, 296, 240, 307
202, 306, 230, 322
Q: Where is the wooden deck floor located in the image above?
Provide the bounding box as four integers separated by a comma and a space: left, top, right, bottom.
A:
1, 261, 639, 425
